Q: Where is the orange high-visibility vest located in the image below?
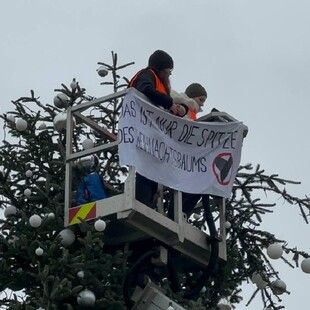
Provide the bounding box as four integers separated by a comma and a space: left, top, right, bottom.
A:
129, 69, 168, 95
188, 108, 197, 121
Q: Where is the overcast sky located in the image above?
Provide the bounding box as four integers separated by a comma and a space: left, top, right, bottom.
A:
1, 1, 309, 309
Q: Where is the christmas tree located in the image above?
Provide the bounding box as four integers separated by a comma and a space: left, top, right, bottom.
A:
0, 51, 309, 310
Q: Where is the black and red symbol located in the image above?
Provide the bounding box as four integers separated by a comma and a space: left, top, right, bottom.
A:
212, 152, 233, 186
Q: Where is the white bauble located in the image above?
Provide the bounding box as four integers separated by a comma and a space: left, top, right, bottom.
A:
217, 298, 232, 310
59, 229, 75, 246
6, 114, 15, 123
267, 243, 283, 260
47, 212, 55, 220
256, 278, 268, 289
35, 247, 44, 256
53, 93, 68, 108
70, 80, 78, 90
224, 221, 231, 229
16, 119, 28, 131
25, 170, 33, 178
38, 122, 47, 130
53, 112, 75, 133
252, 272, 268, 289
94, 219, 106, 232
251, 272, 261, 284
77, 270, 85, 278
82, 138, 94, 150
301, 258, 310, 274
4, 206, 17, 217
29, 214, 42, 227
200, 286, 206, 293
24, 188, 32, 197
53, 112, 67, 132
77, 289, 96, 307
97, 65, 109, 77
272, 279, 286, 295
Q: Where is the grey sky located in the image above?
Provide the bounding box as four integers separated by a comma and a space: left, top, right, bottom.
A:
1, 0, 309, 309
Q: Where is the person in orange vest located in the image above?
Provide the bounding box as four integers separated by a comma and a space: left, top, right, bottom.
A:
170, 83, 207, 120
128, 50, 188, 208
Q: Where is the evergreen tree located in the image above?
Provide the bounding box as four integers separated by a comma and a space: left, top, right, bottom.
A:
0, 51, 309, 310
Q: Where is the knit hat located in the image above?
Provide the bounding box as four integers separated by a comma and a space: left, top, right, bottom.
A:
185, 83, 207, 98
148, 50, 174, 71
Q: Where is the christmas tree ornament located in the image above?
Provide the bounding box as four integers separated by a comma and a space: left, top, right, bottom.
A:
47, 212, 55, 220
272, 279, 286, 295
251, 272, 261, 284
301, 258, 310, 273
53, 112, 76, 133
77, 289, 96, 307
82, 138, 94, 150
35, 247, 44, 256
267, 243, 283, 259
167, 304, 174, 310
94, 219, 106, 232
25, 170, 33, 178
256, 278, 268, 289
70, 79, 78, 90
217, 298, 232, 310
200, 286, 206, 293
15, 119, 28, 131
58, 228, 75, 246
97, 65, 109, 77
4, 205, 17, 217
24, 188, 32, 197
38, 122, 47, 130
77, 271, 85, 278
53, 93, 69, 109
224, 221, 231, 229
29, 214, 42, 227
6, 114, 15, 123
252, 272, 268, 289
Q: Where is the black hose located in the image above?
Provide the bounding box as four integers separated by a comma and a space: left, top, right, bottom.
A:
123, 248, 159, 309
184, 194, 219, 299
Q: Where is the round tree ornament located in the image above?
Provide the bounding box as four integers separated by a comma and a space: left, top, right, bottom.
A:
77, 289, 96, 307
4, 206, 17, 218
35, 247, 44, 256
25, 170, 33, 178
82, 138, 94, 150
16, 119, 28, 131
24, 188, 32, 197
224, 221, 231, 229
301, 258, 310, 274
29, 214, 42, 227
267, 243, 283, 259
6, 114, 15, 123
53, 93, 68, 108
94, 219, 106, 232
97, 65, 109, 77
59, 229, 75, 246
272, 279, 286, 295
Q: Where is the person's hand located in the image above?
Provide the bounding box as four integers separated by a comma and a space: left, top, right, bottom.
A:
176, 104, 186, 117
169, 103, 179, 115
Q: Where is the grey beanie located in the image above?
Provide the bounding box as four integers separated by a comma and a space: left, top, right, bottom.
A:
148, 50, 174, 71
185, 83, 207, 98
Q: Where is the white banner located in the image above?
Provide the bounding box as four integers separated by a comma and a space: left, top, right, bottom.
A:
118, 89, 245, 198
